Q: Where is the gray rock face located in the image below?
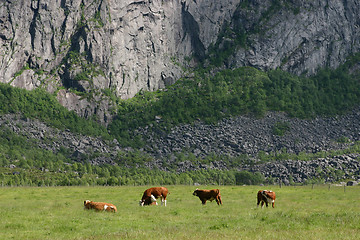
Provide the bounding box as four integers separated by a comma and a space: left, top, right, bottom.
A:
2, 105, 360, 184
0, 0, 236, 122
141, 108, 360, 159
248, 155, 360, 184
1, 1, 360, 122
227, 0, 360, 75
137, 107, 360, 183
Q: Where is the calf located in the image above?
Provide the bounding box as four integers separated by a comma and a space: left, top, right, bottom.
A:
139, 187, 169, 206
84, 200, 117, 212
257, 190, 276, 208
192, 188, 222, 205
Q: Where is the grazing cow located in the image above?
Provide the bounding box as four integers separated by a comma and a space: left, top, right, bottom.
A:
257, 190, 276, 208
139, 187, 169, 206
84, 200, 117, 213
192, 188, 222, 205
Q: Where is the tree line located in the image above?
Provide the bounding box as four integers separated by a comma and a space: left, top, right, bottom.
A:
0, 167, 269, 187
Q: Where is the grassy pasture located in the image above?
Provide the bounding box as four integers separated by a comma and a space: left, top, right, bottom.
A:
0, 185, 359, 240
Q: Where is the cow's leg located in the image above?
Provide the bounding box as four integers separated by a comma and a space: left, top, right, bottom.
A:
216, 196, 222, 205
272, 201, 275, 208
201, 199, 207, 205
265, 202, 268, 207
261, 201, 265, 208
150, 195, 157, 202
161, 197, 167, 206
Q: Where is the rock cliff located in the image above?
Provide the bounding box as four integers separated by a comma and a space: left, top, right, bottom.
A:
1, 0, 360, 122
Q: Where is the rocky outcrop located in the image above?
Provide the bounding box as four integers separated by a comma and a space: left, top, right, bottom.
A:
1, 1, 360, 123
2, 106, 360, 183
143, 107, 360, 183
247, 155, 360, 184
0, 114, 121, 166
141, 108, 360, 159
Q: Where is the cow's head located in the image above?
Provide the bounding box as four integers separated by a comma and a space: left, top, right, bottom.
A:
139, 195, 157, 206
84, 200, 91, 209
192, 188, 199, 196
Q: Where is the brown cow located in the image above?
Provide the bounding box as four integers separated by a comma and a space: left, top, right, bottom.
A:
257, 190, 276, 208
192, 188, 222, 205
139, 187, 169, 206
84, 200, 117, 212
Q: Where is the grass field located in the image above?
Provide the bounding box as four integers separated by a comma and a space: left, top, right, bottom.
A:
0, 185, 359, 240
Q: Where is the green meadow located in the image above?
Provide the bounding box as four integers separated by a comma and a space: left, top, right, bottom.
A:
0, 185, 359, 240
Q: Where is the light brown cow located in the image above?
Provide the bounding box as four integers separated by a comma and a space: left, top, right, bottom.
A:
257, 190, 276, 208
192, 189, 222, 205
139, 187, 169, 206
84, 200, 117, 212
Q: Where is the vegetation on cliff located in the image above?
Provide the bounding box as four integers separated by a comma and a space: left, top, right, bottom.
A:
109, 54, 360, 147
0, 84, 109, 138
1, 54, 360, 186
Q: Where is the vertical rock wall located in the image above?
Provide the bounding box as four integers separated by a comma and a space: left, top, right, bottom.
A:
0, 0, 237, 123
1, 0, 360, 123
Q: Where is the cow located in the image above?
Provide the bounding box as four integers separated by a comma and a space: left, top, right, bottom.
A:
84, 200, 117, 212
257, 190, 276, 208
192, 188, 222, 205
139, 187, 169, 206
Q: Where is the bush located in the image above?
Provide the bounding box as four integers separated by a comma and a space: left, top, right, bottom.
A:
235, 171, 265, 185
272, 121, 290, 136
